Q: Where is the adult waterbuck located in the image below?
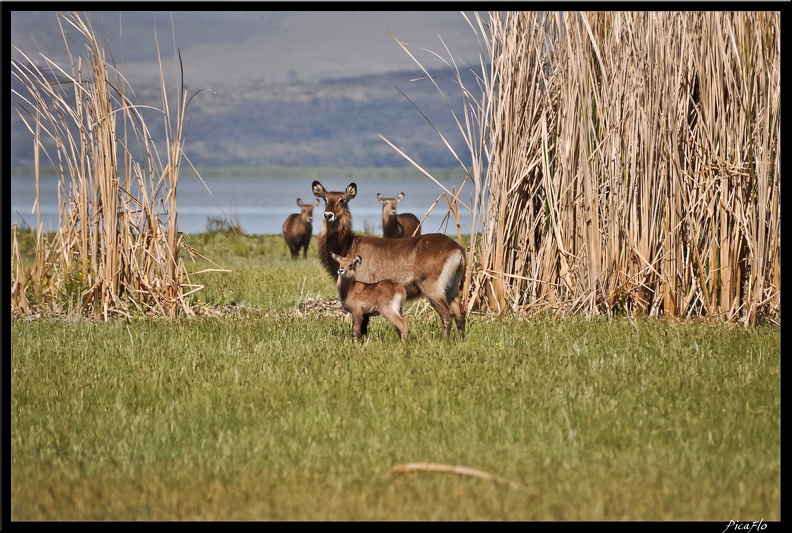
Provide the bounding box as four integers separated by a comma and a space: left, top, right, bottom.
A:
313, 181, 466, 339
282, 198, 319, 259
377, 192, 421, 238
331, 252, 409, 343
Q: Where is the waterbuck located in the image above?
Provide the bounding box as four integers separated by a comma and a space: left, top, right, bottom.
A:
377, 192, 421, 238
331, 252, 408, 343
313, 181, 466, 338
282, 198, 319, 259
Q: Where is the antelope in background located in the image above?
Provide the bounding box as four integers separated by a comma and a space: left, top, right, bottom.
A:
331, 252, 408, 343
377, 192, 421, 238
313, 181, 466, 339
282, 198, 319, 259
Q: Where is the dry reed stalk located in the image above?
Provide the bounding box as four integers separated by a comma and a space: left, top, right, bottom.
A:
10, 12, 204, 319
390, 11, 779, 325
10, 228, 30, 317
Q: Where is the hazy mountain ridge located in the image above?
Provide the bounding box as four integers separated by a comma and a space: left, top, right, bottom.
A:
11, 66, 483, 170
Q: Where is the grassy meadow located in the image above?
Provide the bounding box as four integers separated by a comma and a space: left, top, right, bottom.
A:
10, 232, 780, 521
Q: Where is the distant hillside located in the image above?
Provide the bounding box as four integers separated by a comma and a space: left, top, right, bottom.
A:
10, 66, 484, 170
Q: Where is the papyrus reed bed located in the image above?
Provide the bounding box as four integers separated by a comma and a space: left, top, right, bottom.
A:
392, 12, 779, 326
11, 12, 211, 319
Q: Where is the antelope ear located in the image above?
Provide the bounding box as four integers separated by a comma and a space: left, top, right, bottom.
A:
345, 183, 357, 201
330, 252, 339, 262
396, 193, 405, 202
377, 193, 385, 203
313, 198, 320, 206
353, 255, 362, 266
312, 181, 326, 199
296, 198, 303, 207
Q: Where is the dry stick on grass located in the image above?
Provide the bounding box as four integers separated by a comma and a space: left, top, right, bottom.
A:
391, 462, 524, 491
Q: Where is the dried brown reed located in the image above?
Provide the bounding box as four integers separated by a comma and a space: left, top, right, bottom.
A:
10, 12, 206, 319
390, 12, 780, 325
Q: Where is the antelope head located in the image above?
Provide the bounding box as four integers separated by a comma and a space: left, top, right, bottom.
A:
313, 181, 357, 223
377, 192, 405, 218
330, 252, 361, 278
296, 198, 320, 222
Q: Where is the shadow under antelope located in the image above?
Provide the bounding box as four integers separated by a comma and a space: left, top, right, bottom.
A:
313, 180, 466, 339
331, 252, 408, 343
282, 198, 319, 259
377, 192, 421, 238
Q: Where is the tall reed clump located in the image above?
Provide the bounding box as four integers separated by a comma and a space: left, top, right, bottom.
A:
11, 12, 205, 319
392, 12, 780, 326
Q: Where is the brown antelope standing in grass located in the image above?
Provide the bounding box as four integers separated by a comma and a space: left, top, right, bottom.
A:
331, 252, 408, 343
282, 198, 320, 259
377, 192, 421, 238
313, 181, 466, 339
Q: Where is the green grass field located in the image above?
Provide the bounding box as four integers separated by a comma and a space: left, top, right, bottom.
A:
10, 233, 780, 520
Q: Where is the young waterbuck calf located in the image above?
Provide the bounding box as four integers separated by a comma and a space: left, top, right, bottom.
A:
282, 198, 319, 259
331, 252, 408, 343
313, 181, 466, 339
377, 192, 421, 238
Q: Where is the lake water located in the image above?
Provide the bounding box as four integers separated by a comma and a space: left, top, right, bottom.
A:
10, 174, 477, 236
